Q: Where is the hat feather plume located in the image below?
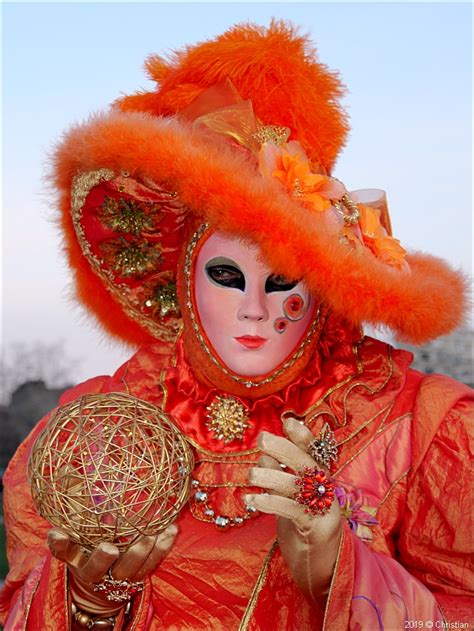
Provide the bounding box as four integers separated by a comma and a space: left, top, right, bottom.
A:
116, 20, 349, 172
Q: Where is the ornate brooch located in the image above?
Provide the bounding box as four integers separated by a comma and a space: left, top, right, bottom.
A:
206, 395, 251, 443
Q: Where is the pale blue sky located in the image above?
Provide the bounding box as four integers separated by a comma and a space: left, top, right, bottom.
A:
3, 2, 472, 387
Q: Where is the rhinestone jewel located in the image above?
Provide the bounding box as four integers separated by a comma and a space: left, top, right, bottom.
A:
194, 491, 208, 503
215, 516, 230, 529
206, 395, 251, 443
154, 281, 179, 317
190, 477, 259, 531
308, 423, 339, 470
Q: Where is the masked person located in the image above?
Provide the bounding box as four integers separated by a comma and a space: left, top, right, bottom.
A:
1, 22, 472, 631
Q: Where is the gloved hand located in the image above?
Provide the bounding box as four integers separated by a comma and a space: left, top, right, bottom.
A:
247, 417, 342, 602
48, 524, 178, 616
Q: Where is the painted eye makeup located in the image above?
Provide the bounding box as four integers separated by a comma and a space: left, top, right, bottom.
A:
205, 257, 245, 290
265, 274, 299, 293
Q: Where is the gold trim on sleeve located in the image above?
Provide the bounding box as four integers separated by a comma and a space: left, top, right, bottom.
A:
65, 563, 71, 630
120, 363, 132, 395
129, 584, 146, 631
322, 524, 346, 631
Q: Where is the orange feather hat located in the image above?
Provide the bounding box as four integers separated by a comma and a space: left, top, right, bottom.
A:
51, 21, 468, 347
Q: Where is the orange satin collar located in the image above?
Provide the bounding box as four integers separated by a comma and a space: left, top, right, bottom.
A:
160, 317, 362, 455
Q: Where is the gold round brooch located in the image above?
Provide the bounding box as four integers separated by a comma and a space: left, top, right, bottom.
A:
206, 395, 251, 443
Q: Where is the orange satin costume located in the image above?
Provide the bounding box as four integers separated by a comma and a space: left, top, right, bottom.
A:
2, 21, 473, 631
1, 329, 472, 629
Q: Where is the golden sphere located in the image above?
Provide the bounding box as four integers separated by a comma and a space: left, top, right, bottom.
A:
28, 393, 193, 552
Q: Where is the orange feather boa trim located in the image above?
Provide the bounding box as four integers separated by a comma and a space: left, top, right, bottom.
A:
51, 111, 467, 346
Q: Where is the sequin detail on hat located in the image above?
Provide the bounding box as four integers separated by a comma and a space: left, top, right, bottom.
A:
70, 169, 187, 341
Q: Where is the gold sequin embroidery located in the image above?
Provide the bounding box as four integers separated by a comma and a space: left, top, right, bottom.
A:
97, 195, 163, 235
253, 125, 291, 146
70, 169, 182, 342
100, 238, 163, 278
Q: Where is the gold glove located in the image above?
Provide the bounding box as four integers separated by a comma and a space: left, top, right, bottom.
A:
48, 524, 178, 616
247, 418, 342, 602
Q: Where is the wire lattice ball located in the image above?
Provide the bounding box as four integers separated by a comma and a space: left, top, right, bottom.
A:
28, 392, 193, 552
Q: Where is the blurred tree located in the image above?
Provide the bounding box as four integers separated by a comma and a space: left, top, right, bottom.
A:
0, 342, 79, 580
1, 340, 80, 404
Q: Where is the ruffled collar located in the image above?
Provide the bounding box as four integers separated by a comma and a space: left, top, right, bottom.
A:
174, 335, 322, 411
160, 321, 362, 453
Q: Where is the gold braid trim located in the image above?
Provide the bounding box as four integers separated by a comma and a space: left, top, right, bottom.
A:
238, 539, 279, 630
337, 344, 394, 428
65, 564, 71, 630
282, 338, 365, 426
322, 525, 346, 631
334, 410, 411, 477
333, 406, 394, 476
376, 468, 410, 512
129, 585, 146, 631
332, 403, 395, 468
157, 335, 369, 460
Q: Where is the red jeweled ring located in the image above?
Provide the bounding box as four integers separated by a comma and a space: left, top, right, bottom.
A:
294, 467, 335, 516
93, 571, 144, 603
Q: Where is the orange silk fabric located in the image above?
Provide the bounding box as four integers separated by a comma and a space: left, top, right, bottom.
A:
1, 334, 472, 630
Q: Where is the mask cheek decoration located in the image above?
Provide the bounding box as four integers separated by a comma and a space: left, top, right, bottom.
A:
273, 292, 307, 334
274, 317, 288, 334
284, 293, 306, 321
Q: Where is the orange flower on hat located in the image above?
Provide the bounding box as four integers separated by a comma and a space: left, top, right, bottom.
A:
272, 151, 346, 213
357, 204, 407, 269
340, 224, 362, 247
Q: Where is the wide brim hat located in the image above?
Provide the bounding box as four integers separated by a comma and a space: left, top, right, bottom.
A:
52, 21, 467, 347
